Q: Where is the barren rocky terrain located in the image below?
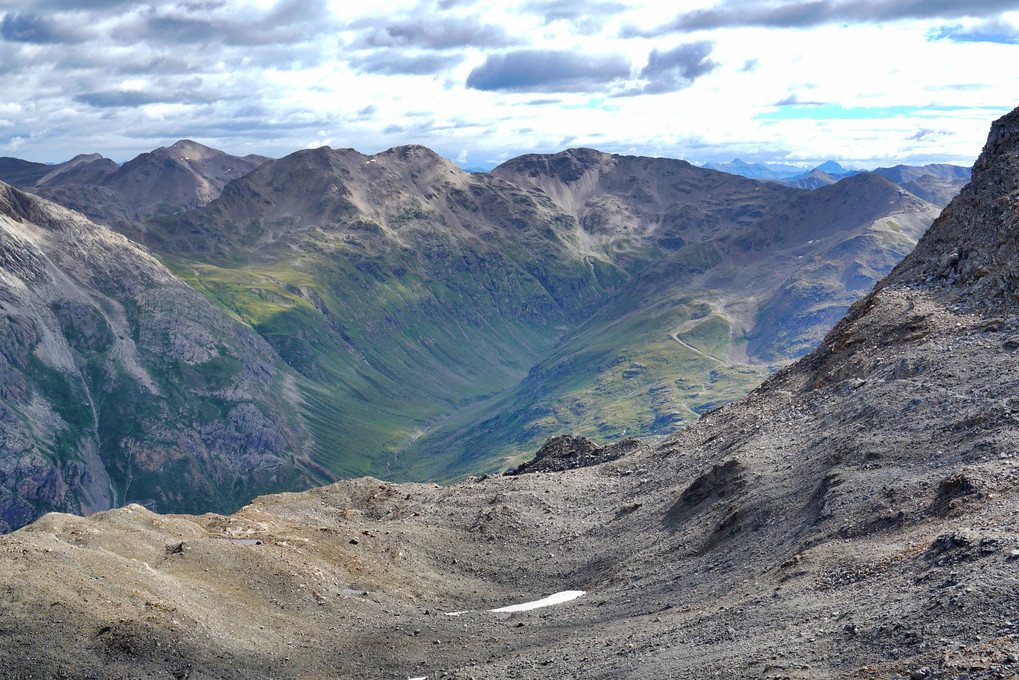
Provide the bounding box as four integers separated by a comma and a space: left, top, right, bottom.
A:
1, 109, 1018, 679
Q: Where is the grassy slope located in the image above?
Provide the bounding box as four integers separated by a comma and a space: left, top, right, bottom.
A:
159, 219, 625, 479
142, 153, 942, 485
397, 181, 941, 480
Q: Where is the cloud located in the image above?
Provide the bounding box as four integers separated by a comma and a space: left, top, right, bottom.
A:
929, 18, 1019, 43
626, 0, 1019, 36
774, 93, 827, 106
522, 0, 627, 21
617, 41, 719, 96
642, 41, 718, 92
0, 0, 141, 8
74, 90, 171, 108
106, 56, 198, 77
927, 83, 993, 91
466, 50, 631, 93
909, 128, 954, 141
521, 0, 628, 32
355, 105, 377, 120
74, 83, 220, 108
0, 0, 1009, 170
0, 12, 82, 43
140, 0, 335, 46
349, 51, 464, 76
359, 16, 516, 50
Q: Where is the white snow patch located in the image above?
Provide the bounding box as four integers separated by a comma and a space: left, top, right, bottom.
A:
490, 590, 586, 613
443, 590, 587, 617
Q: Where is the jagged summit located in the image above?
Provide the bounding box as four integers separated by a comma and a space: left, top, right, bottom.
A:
881, 109, 1019, 299
975, 106, 1019, 170
0, 141, 269, 223
492, 147, 618, 182
379, 143, 447, 160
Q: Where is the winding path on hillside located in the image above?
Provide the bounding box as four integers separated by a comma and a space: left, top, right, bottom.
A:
670, 332, 723, 363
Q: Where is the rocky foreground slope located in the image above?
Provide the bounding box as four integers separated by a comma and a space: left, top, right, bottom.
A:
2, 110, 1019, 678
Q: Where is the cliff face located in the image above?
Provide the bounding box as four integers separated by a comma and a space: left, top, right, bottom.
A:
0, 182, 321, 531
0, 110, 1015, 679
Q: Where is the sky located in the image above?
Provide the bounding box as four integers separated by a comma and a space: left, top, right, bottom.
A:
1, 0, 1018, 169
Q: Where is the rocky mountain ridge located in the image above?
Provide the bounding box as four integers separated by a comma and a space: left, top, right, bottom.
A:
0, 107, 1016, 679
705, 158, 971, 207
401, 165, 941, 478
149, 144, 943, 481
0, 140, 269, 224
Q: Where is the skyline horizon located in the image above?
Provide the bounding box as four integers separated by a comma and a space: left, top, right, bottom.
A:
2, 2, 1017, 171
1, 134, 985, 174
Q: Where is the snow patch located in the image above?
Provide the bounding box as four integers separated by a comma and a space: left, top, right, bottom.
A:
444, 590, 587, 617
490, 590, 586, 613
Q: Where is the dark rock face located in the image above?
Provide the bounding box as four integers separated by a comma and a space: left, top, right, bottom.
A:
880, 108, 1019, 300
0, 182, 322, 532
508, 435, 644, 475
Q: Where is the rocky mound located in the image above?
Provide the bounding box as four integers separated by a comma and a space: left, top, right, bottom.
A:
507, 434, 644, 475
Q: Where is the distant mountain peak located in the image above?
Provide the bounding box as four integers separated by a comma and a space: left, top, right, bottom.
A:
157, 139, 222, 161
66, 153, 105, 163
814, 160, 849, 174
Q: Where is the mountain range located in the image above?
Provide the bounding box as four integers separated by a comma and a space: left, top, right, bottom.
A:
0, 140, 269, 224
0, 105, 1015, 679
705, 158, 971, 206
0, 140, 954, 530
